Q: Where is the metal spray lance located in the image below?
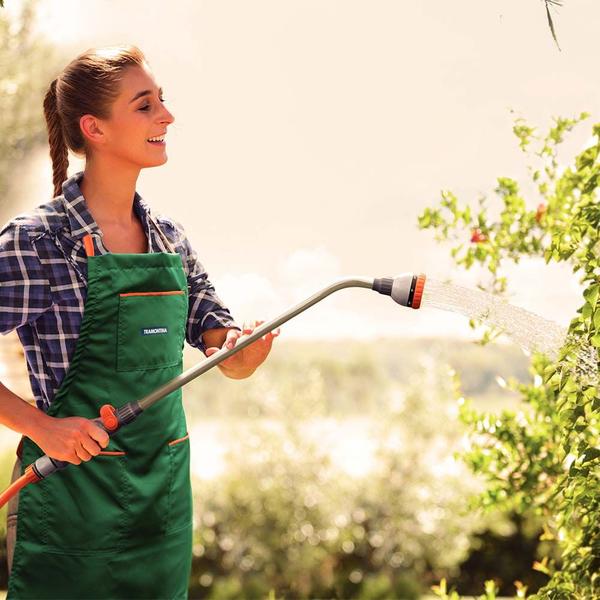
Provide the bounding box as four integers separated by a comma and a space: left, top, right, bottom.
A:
0, 273, 426, 506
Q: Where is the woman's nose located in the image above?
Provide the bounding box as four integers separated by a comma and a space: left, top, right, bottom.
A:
160, 105, 175, 125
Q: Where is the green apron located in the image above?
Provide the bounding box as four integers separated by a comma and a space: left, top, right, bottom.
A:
8, 222, 193, 599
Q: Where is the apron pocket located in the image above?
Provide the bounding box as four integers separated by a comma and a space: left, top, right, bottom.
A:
166, 434, 193, 533
117, 290, 186, 372
43, 453, 130, 551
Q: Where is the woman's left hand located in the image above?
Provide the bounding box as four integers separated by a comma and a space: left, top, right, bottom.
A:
204, 320, 280, 378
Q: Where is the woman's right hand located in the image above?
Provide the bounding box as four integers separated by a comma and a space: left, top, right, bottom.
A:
29, 413, 110, 465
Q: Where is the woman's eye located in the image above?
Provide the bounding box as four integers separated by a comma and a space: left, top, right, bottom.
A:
139, 98, 165, 111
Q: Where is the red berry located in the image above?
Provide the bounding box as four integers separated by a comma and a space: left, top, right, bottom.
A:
470, 228, 486, 243
535, 203, 546, 223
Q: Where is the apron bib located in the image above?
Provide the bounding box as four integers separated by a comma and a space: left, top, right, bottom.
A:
8, 227, 193, 599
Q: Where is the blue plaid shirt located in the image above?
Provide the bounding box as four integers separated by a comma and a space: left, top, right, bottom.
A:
0, 171, 240, 411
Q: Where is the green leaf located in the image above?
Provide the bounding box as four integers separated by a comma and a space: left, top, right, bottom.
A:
583, 283, 599, 308
582, 448, 600, 463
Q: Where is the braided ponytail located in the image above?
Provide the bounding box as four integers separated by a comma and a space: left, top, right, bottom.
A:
43, 78, 69, 198
42, 45, 147, 199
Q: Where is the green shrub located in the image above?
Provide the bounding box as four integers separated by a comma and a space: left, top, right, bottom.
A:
419, 113, 600, 599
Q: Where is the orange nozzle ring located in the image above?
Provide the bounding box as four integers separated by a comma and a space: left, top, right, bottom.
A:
411, 274, 426, 309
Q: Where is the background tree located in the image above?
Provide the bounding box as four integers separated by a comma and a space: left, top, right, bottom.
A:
0, 0, 65, 217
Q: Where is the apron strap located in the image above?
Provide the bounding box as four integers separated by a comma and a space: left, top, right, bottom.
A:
83, 234, 95, 257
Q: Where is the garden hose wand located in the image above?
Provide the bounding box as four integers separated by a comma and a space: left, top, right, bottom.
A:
0, 272, 426, 508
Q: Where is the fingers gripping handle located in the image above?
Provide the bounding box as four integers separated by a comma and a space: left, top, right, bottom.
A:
30, 415, 110, 478
29, 402, 142, 481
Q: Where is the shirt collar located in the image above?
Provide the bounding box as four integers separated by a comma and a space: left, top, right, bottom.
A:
61, 170, 154, 244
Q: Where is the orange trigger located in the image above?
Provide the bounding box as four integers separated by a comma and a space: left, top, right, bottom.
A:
100, 404, 119, 432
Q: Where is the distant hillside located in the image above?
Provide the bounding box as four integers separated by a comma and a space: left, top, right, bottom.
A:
182, 337, 531, 418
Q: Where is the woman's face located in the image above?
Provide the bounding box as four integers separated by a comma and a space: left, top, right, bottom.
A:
82, 63, 175, 168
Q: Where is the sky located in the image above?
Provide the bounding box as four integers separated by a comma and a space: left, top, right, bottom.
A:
5, 0, 598, 343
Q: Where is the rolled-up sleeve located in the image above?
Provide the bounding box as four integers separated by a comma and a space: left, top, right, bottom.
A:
157, 217, 241, 353
0, 223, 53, 334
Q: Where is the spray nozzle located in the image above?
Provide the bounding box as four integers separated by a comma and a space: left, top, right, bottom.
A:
372, 273, 426, 309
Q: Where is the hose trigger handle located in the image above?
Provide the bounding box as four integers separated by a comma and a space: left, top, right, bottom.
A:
96, 401, 143, 435
99, 404, 119, 432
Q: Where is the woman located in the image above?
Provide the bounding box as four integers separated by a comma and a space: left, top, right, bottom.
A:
0, 45, 278, 599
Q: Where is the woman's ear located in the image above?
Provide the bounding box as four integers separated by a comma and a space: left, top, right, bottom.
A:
80, 114, 105, 145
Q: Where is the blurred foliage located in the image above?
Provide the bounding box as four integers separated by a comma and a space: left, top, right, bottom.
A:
0, 0, 65, 217
188, 362, 480, 598
419, 114, 600, 598
0, 448, 14, 591
183, 355, 550, 599
0, 340, 546, 597
0, 450, 14, 541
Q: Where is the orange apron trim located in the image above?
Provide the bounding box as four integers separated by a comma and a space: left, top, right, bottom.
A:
119, 290, 185, 297
98, 451, 126, 456
168, 434, 189, 447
